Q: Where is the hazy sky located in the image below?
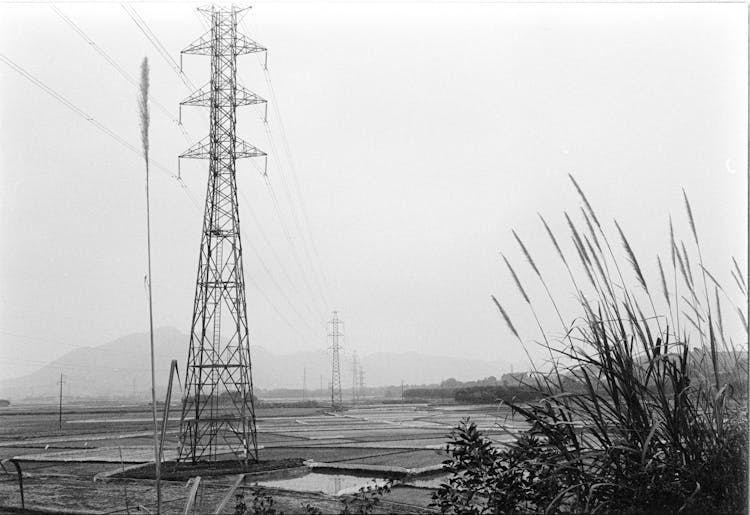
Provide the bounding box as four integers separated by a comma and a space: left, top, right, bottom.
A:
1, 1, 746, 380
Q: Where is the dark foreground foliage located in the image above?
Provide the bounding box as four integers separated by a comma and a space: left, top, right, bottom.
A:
433, 179, 748, 514
234, 480, 392, 515
433, 417, 746, 514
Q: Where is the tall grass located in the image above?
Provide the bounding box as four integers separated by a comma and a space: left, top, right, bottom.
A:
138, 56, 161, 514
437, 178, 748, 514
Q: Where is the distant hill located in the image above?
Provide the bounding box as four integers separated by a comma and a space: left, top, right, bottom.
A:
0, 327, 509, 401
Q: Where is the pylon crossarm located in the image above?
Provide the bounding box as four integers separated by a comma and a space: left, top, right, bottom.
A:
182, 31, 264, 56
179, 138, 210, 159
234, 34, 266, 55
180, 85, 212, 107
236, 139, 266, 159
181, 32, 212, 56
181, 84, 265, 107
236, 87, 266, 106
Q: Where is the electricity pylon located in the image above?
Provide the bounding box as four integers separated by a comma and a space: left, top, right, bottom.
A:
358, 366, 365, 402
328, 311, 343, 410
177, 5, 266, 465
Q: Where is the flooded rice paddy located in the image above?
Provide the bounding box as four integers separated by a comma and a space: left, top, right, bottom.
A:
0, 403, 529, 512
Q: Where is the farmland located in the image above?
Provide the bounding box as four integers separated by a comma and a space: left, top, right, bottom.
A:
0, 402, 528, 513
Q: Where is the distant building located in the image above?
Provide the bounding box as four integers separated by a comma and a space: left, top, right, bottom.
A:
0, 400, 10, 407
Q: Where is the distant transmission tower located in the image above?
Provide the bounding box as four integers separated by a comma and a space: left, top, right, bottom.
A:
358, 365, 365, 402
177, 5, 266, 465
328, 311, 343, 410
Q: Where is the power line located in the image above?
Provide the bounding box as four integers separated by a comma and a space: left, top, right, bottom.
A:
0, 52, 195, 201
217, 83, 329, 317
244, 25, 332, 306
238, 189, 323, 325
174, 173, 319, 340
262, 170, 329, 321
119, 7, 327, 339
233, 17, 331, 316
239, 156, 328, 325
117, 4, 208, 137
240, 217, 319, 333
119, 7, 324, 333
50, 3, 188, 143
242, 154, 329, 325
0, 60, 316, 358
124, 4, 330, 333
121, 3, 196, 92
177, 164, 320, 338
131, 2, 323, 331
261, 119, 331, 312
2, 65, 327, 361
244, 268, 314, 344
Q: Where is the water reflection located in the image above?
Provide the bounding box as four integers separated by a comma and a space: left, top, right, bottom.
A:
253, 471, 449, 496
255, 472, 387, 496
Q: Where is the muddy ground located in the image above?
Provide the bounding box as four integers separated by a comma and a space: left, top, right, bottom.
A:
0, 403, 526, 513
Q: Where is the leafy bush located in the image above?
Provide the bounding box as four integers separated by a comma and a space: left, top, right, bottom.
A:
235, 480, 393, 515
339, 480, 393, 514
434, 178, 748, 514
434, 419, 572, 513
234, 488, 277, 515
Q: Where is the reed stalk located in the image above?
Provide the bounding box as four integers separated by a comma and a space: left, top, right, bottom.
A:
138, 56, 161, 514
483, 180, 748, 514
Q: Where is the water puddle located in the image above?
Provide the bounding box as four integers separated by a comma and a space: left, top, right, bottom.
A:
254, 472, 387, 496
252, 471, 449, 496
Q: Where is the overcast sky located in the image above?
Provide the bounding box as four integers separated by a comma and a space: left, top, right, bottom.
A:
0, 1, 746, 380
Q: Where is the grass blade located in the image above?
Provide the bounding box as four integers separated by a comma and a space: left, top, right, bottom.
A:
501, 253, 531, 304
732, 257, 747, 293
614, 220, 648, 292
569, 174, 601, 228
683, 189, 699, 247
512, 230, 541, 278
657, 255, 670, 308
491, 295, 520, 341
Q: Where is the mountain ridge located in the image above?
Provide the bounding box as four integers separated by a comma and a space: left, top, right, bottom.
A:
0, 327, 508, 401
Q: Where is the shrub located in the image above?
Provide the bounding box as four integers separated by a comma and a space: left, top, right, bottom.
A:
234, 488, 277, 515
434, 178, 748, 514
235, 481, 393, 515
434, 419, 575, 513
340, 480, 393, 514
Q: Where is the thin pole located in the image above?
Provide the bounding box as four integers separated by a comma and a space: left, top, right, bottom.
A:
58, 373, 63, 431
351, 352, 357, 406
139, 56, 161, 514
145, 136, 161, 514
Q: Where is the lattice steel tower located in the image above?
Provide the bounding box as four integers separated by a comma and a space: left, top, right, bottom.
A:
358, 366, 365, 402
177, 5, 266, 464
328, 311, 343, 410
